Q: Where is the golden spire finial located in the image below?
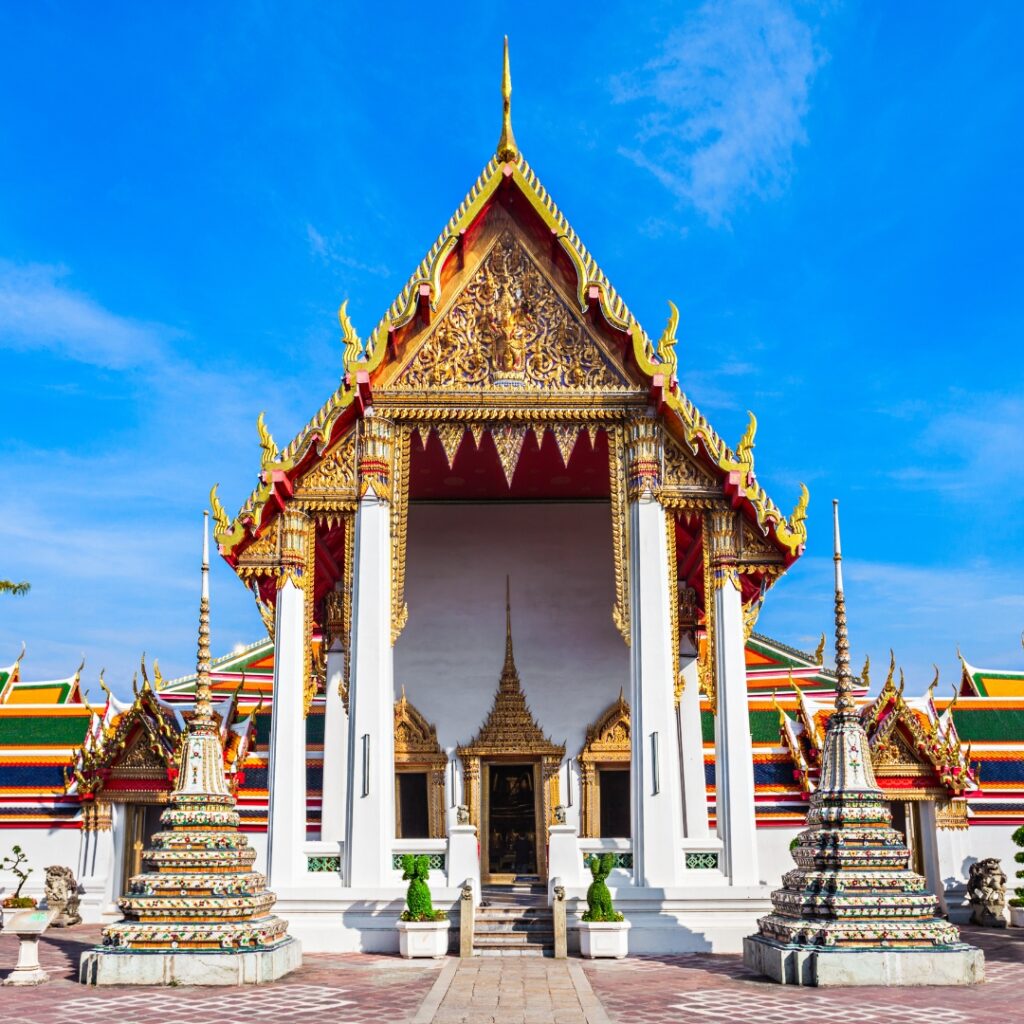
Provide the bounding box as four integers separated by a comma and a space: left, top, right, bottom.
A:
496, 36, 518, 162
500, 575, 520, 691
860, 654, 870, 687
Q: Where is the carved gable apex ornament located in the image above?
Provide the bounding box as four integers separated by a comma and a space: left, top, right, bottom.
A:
393, 231, 628, 392
294, 430, 357, 503
582, 691, 631, 756
663, 435, 717, 489
394, 690, 443, 757
739, 518, 783, 561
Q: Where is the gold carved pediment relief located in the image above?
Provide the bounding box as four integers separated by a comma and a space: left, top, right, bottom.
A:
391, 231, 629, 392
235, 521, 280, 580
663, 435, 717, 490
293, 432, 358, 516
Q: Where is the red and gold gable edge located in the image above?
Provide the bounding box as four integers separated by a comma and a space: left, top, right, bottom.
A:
215, 154, 808, 564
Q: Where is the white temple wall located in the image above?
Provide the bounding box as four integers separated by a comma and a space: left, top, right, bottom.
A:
0, 826, 80, 903
396, 502, 630, 833
754, 826, 802, 885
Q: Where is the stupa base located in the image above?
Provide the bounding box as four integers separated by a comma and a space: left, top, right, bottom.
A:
743, 935, 984, 987
79, 937, 301, 986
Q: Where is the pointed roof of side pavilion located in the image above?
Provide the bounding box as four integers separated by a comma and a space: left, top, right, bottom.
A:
212, 42, 809, 567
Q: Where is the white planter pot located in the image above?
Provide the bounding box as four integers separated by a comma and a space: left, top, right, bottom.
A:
1010, 906, 1024, 928
396, 919, 449, 959
577, 920, 630, 959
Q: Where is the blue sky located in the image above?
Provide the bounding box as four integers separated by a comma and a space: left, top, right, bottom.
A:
1, 1, 1022, 697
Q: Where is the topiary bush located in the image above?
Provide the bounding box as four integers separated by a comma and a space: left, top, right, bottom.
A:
581, 853, 623, 923
1, 845, 35, 909
1012, 825, 1024, 907
399, 854, 447, 922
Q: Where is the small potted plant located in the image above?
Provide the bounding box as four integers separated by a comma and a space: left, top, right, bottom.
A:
577, 853, 629, 958
1011, 825, 1024, 927
396, 854, 449, 958
1, 845, 36, 908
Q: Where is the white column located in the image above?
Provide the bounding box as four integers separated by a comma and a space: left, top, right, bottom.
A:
320, 642, 348, 843
710, 508, 759, 886
918, 802, 947, 915
626, 419, 684, 887
78, 804, 117, 917
344, 415, 396, 887
677, 636, 710, 839
267, 508, 308, 890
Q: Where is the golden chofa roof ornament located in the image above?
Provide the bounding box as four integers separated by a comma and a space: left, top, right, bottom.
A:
496, 36, 518, 162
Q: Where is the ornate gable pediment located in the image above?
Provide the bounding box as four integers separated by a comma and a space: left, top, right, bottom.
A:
394, 690, 444, 760
580, 691, 631, 760
391, 230, 630, 393
662, 435, 718, 491
294, 431, 358, 506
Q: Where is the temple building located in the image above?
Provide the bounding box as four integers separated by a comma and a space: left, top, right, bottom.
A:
2, 50, 1023, 953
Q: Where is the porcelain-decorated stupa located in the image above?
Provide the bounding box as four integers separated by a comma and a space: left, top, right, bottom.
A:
744, 500, 982, 985
82, 513, 298, 983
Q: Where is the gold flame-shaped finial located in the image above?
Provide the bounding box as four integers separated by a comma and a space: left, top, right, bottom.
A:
496, 36, 518, 162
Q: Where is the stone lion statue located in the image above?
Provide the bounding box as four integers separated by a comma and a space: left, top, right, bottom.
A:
967, 857, 1007, 928
44, 865, 81, 927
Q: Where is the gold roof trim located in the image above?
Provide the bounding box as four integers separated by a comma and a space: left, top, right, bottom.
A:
216, 137, 808, 558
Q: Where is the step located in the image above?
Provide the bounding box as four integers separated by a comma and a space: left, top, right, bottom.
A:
475, 907, 552, 920
473, 933, 554, 949
473, 921, 552, 937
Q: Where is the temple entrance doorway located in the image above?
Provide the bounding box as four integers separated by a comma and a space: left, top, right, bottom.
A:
119, 802, 164, 897
482, 761, 542, 883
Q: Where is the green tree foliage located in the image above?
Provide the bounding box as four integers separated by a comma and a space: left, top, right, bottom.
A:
1, 844, 35, 908
400, 854, 446, 922
0, 580, 30, 596
581, 853, 623, 922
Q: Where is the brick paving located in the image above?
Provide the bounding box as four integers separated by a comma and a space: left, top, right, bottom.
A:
583, 927, 1024, 1024
0, 925, 442, 1024
1, 924, 1021, 1023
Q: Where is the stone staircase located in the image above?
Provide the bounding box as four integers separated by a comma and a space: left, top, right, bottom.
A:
474, 884, 553, 955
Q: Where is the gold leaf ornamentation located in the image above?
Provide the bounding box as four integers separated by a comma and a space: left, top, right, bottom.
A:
394, 232, 626, 391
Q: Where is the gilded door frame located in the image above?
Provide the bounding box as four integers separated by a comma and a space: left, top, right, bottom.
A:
480, 758, 546, 884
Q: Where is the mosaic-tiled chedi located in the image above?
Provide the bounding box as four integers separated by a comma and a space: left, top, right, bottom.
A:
101, 514, 290, 953
754, 501, 965, 951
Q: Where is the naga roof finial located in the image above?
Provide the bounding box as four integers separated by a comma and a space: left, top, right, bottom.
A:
496, 36, 518, 162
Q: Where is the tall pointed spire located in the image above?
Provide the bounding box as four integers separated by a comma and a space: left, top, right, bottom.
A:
496, 35, 518, 162
744, 497, 977, 986
194, 509, 213, 727
831, 499, 854, 714
89, 508, 297, 980
500, 575, 519, 691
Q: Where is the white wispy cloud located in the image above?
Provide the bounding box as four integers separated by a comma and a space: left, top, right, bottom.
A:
0, 260, 172, 368
761, 555, 1024, 696
887, 391, 1024, 500
306, 223, 391, 278
612, 0, 826, 225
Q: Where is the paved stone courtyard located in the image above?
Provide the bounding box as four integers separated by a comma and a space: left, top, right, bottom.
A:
0, 926, 1020, 1023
